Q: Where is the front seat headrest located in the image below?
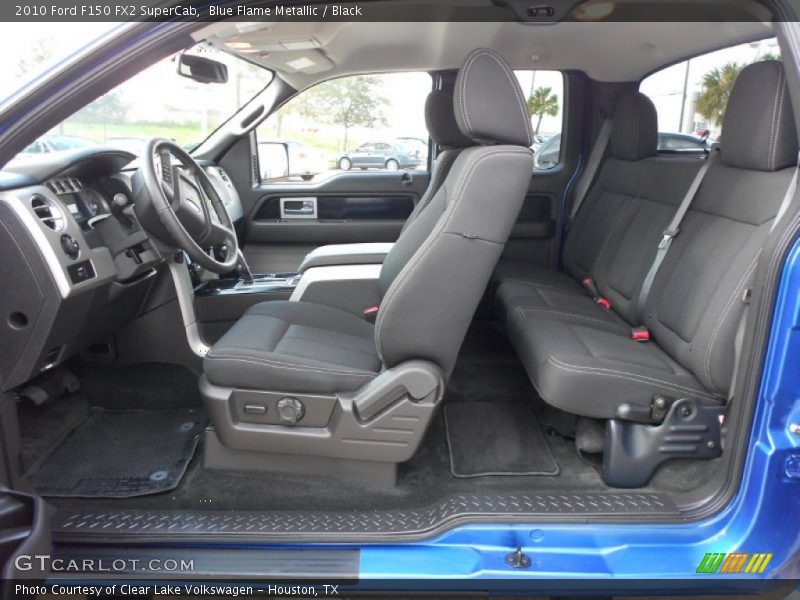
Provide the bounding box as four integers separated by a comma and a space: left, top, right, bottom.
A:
610, 91, 658, 161
721, 60, 798, 172
453, 48, 534, 147
425, 90, 474, 149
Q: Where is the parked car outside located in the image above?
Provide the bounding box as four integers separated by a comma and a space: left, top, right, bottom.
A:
397, 136, 429, 164
534, 132, 562, 169
534, 131, 709, 171
657, 131, 712, 153
18, 134, 96, 156
338, 139, 421, 171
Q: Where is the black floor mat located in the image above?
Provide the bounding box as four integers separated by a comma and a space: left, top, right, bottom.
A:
27, 407, 206, 498
444, 402, 559, 477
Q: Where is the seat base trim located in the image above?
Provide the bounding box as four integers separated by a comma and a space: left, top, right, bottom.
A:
203, 429, 398, 487
200, 361, 444, 469
603, 398, 725, 488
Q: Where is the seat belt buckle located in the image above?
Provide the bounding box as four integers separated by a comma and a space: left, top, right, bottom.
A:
582, 277, 610, 309
362, 304, 379, 323
631, 326, 650, 342
581, 277, 600, 300
659, 228, 678, 250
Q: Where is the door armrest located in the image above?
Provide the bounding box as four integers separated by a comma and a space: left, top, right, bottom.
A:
298, 243, 394, 274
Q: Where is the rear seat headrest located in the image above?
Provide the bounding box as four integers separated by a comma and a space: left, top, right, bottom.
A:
453, 48, 534, 147
425, 90, 474, 149
610, 92, 658, 161
722, 60, 798, 172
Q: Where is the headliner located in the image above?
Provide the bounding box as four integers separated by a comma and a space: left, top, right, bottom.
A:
197, 19, 774, 88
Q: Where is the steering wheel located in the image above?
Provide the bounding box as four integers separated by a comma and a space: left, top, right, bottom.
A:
139, 138, 239, 274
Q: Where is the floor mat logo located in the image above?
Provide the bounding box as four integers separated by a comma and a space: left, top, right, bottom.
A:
696, 552, 773, 574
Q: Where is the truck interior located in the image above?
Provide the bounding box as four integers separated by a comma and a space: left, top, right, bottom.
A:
1, 2, 799, 550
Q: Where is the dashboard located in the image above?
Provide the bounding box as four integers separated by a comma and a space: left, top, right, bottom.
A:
0, 146, 243, 391
45, 177, 117, 230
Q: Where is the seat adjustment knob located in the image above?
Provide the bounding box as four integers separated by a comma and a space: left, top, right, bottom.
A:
276, 397, 304, 424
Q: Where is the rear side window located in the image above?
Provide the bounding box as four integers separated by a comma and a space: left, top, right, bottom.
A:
514, 70, 565, 170
256, 72, 432, 182
641, 38, 780, 151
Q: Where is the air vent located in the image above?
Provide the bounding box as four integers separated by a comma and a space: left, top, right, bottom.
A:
30, 195, 64, 231
45, 177, 83, 195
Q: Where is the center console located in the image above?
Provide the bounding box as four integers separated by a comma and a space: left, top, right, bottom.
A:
195, 272, 299, 297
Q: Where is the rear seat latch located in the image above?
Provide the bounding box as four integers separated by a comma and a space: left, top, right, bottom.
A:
631, 326, 650, 342
616, 395, 674, 424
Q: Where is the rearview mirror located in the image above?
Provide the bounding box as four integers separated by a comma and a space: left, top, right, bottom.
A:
177, 53, 228, 84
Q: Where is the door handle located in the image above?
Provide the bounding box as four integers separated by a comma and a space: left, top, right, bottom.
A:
401, 172, 413, 185
280, 197, 317, 219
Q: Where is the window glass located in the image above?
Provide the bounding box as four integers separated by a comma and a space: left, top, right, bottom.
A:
10, 42, 272, 162
641, 38, 780, 150
257, 72, 432, 181
514, 70, 564, 170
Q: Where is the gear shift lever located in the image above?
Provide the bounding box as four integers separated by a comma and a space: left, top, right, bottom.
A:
236, 248, 255, 286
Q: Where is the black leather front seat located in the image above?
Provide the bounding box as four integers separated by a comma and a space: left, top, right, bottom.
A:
199, 48, 534, 482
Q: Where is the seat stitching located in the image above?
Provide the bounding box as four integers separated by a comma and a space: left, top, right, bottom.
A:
766, 63, 783, 171
547, 357, 719, 399
278, 333, 378, 359
459, 52, 480, 137
457, 51, 480, 137
490, 50, 534, 142
498, 277, 582, 293
205, 354, 377, 377
517, 307, 624, 328
769, 69, 786, 171
375, 149, 531, 361
456, 50, 532, 143
702, 252, 760, 393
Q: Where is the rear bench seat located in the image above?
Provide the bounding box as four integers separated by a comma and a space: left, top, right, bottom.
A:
497, 90, 703, 330
497, 61, 798, 487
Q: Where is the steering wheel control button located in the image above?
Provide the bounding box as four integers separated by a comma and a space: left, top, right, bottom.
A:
60, 234, 80, 259
276, 397, 305, 425
243, 403, 267, 415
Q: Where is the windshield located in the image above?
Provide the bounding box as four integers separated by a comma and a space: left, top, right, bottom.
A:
10, 40, 272, 161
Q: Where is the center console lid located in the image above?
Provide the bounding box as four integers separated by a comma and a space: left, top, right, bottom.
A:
298, 243, 394, 274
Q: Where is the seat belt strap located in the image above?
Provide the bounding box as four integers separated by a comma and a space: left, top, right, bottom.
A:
769, 152, 800, 234
568, 118, 613, 224
637, 144, 719, 314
